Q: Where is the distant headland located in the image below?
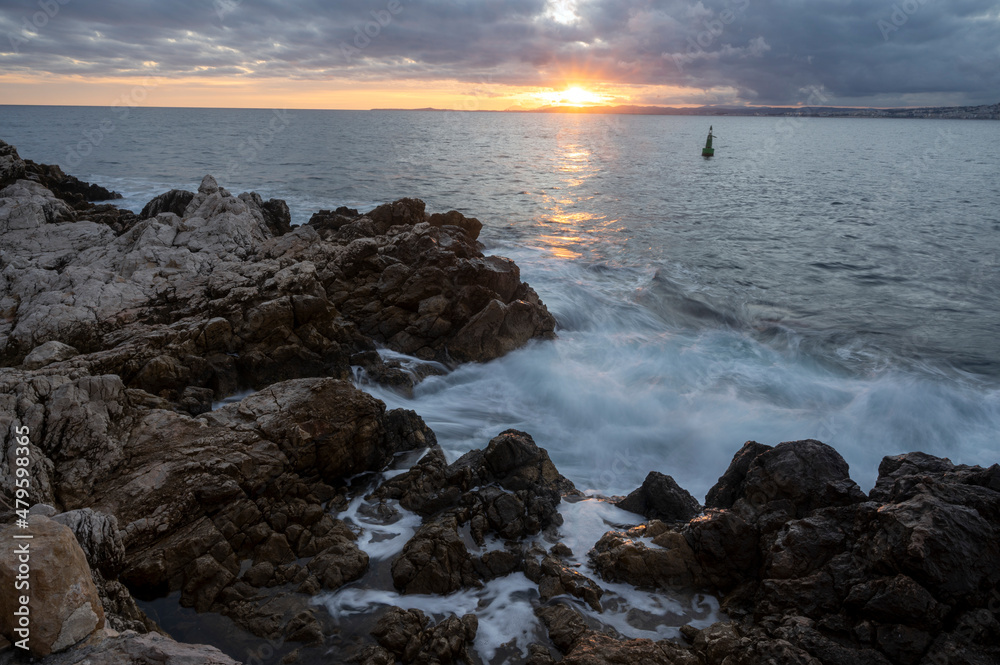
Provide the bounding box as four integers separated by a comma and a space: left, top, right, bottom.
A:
372, 102, 1000, 120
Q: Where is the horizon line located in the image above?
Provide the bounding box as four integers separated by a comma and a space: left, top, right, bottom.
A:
2, 102, 996, 113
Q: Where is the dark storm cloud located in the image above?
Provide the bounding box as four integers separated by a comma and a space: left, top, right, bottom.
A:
0, 0, 997, 105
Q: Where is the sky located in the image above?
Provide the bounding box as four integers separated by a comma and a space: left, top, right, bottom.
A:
0, 0, 997, 110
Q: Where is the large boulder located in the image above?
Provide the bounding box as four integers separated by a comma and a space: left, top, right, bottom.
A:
40, 630, 240, 665
370, 607, 478, 665
616, 471, 702, 522
0, 516, 105, 657
709, 440, 866, 529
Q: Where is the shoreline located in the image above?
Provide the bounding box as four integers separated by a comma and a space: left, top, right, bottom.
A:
0, 139, 998, 664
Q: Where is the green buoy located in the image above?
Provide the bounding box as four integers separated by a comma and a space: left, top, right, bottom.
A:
702, 126, 715, 157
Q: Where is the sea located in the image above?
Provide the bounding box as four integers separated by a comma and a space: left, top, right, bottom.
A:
2, 105, 998, 661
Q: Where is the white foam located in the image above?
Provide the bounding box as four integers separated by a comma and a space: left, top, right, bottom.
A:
339, 493, 423, 562
319, 573, 542, 663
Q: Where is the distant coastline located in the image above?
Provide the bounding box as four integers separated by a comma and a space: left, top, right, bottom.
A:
371, 102, 1000, 120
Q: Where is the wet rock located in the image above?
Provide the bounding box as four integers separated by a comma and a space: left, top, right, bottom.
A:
616, 471, 702, 522
716, 440, 867, 528
0, 516, 105, 656
306, 536, 369, 590
391, 515, 479, 594
538, 602, 700, 665
704, 440, 772, 509
427, 209, 483, 240
371, 606, 478, 665
536, 604, 589, 653
524, 555, 604, 611
377, 430, 575, 553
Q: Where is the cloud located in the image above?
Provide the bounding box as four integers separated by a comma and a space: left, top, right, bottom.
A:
0, 0, 997, 106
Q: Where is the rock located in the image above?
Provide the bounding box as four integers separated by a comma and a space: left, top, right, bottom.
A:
376, 430, 575, 553
139, 188, 195, 219
21, 158, 121, 203
203, 378, 429, 482
0, 516, 105, 656
537, 603, 699, 665
306, 537, 369, 590
371, 607, 478, 665
238, 191, 292, 236
712, 440, 867, 528
40, 629, 240, 665
705, 440, 772, 509
22, 340, 80, 370
536, 604, 589, 653
0, 139, 26, 186
448, 296, 556, 363
391, 515, 479, 594
427, 210, 483, 240
525, 555, 604, 611
616, 471, 702, 522
29, 503, 58, 517
52, 508, 126, 577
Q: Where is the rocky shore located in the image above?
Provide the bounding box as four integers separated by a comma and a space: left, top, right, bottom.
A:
0, 140, 998, 665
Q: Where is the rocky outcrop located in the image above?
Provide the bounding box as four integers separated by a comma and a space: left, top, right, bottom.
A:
0, 516, 105, 657
616, 470, 702, 522
38, 630, 240, 665
536, 604, 699, 665
588, 442, 1000, 665
139, 188, 195, 219
364, 607, 478, 665
0, 144, 556, 413
0, 370, 433, 648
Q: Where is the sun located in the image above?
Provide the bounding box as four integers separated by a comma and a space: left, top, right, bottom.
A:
527, 86, 610, 107
561, 86, 601, 105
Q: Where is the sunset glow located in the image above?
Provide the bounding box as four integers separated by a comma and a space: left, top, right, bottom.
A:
532, 86, 613, 107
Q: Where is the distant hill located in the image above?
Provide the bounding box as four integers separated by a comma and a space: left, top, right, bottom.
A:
371, 103, 1000, 120
514, 102, 1000, 120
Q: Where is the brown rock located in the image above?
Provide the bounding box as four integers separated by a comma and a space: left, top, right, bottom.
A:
0, 516, 105, 656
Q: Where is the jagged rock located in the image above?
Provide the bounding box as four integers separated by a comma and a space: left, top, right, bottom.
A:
0, 139, 26, 186
23, 340, 80, 369
52, 508, 125, 577
591, 510, 756, 592
1, 146, 556, 395
704, 440, 773, 509
371, 607, 478, 665
524, 555, 604, 611
40, 629, 240, 664
427, 210, 483, 240
306, 537, 369, 590
537, 603, 699, 665
715, 440, 867, 529
616, 471, 702, 522
238, 191, 292, 236
0, 516, 105, 656
21, 158, 121, 203
377, 430, 575, 551
391, 515, 479, 594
